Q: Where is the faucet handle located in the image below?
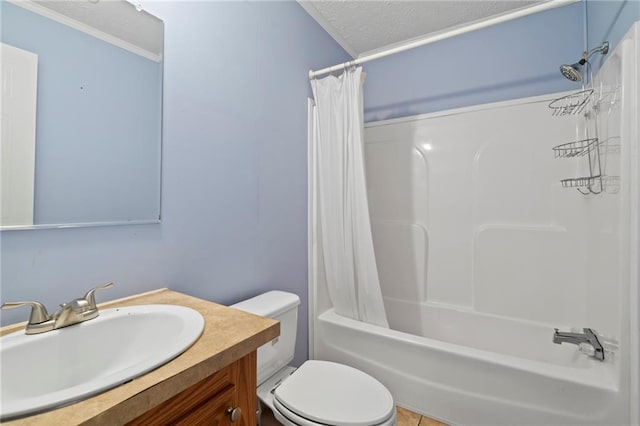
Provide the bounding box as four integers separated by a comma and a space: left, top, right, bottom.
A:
83, 282, 114, 309
1, 301, 52, 324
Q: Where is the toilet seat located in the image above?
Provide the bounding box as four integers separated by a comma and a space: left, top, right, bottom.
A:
273, 397, 397, 426
271, 360, 396, 426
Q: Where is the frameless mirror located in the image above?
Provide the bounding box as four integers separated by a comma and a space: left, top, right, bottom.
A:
0, 0, 163, 230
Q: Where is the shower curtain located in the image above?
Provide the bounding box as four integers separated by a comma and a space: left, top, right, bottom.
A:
310, 67, 389, 328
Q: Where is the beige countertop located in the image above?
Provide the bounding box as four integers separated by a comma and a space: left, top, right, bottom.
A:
0, 288, 280, 425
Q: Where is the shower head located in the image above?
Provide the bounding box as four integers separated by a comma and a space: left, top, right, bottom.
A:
559, 41, 609, 82
560, 62, 583, 82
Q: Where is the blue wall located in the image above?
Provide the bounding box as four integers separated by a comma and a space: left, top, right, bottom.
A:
1, 2, 162, 224
586, 0, 640, 71
362, 2, 585, 122
0, 1, 349, 366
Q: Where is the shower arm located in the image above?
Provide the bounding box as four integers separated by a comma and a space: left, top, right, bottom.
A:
580, 42, 610, 64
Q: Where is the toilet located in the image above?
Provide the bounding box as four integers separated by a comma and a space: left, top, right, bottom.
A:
232, 291, 397, 426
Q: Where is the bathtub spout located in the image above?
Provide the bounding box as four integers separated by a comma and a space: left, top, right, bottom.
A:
553, 328, 604, 361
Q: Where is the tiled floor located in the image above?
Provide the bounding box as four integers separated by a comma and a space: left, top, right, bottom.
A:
260, 405, 447, 426
397, 406, 447, 426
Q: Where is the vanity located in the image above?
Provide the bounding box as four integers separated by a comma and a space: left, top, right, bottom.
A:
0, 289, 279, 425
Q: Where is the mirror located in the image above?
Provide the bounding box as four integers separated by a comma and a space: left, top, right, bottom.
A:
0, 0, 163, 230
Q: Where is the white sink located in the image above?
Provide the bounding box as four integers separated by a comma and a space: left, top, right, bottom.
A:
0, 304, 204, 420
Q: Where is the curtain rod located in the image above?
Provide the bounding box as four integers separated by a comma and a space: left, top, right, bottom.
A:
308, 0, 579, 80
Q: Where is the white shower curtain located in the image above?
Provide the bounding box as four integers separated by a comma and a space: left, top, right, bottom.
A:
310, 67, 389, 328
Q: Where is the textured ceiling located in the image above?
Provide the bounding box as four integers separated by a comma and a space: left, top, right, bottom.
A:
32, 0, 163, 56
299, 0, 544, 57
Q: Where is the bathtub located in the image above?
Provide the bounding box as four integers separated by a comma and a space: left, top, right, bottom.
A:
312, 300, 627, 426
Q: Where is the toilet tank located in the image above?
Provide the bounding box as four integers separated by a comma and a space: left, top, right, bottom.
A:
231, 291, 300, 386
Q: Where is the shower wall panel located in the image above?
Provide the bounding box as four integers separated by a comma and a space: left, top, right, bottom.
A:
585, 50, 623, 339
364, 94, 598, 326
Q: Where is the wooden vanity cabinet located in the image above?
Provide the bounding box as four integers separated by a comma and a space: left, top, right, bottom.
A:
127, 351, 257, 426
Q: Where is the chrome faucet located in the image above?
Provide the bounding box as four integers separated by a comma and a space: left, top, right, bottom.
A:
1, 282, 114, 335
553, 327, 605, 361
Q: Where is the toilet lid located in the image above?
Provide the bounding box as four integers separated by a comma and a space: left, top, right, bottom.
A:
273, 360, 394, 426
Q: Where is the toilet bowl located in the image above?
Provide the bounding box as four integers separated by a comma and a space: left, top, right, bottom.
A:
232, 291, 396, 426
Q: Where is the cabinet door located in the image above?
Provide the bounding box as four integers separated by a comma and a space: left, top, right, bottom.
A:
126, 351, 256, 426
174, 386, 236, 426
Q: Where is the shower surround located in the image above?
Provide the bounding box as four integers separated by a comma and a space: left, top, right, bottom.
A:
310, 23, 639, 425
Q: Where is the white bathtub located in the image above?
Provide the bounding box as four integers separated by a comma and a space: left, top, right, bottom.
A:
313, 303, 627, 426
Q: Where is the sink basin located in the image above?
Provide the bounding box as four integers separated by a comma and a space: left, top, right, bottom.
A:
0, 304, 204, 420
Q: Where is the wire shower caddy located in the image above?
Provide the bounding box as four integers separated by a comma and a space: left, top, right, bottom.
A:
549, 49, 608, 195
